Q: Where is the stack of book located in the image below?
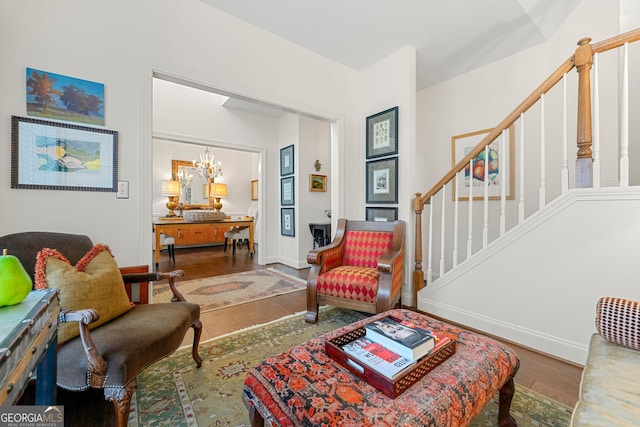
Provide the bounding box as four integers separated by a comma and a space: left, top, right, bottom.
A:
341, 316, 452, 379
326, 315, 456, 397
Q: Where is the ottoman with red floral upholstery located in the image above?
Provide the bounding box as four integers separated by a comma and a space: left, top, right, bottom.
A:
243, 309, 519, 426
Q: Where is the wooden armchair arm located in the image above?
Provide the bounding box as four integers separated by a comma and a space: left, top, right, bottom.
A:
58, 308, 107, 388
160, 270, 186, 302
307, 241, 343, 266
307, 219, 347, 272
377, 220, 406, 273
122, 269, 186, 303
121, 270, 183, 284
377, 247, 404, 273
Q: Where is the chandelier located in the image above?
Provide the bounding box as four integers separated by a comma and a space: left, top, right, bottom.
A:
176, 167, 193, 187
193, 147, 223, 179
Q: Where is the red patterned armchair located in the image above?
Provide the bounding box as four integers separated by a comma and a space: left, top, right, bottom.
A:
304, 219, 405, 323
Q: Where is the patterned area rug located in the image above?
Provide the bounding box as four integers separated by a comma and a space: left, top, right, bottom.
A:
152, 268, 306, 313
130, 308, 573, 427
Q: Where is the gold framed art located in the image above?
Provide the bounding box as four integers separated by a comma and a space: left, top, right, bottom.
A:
309, 174, 327, 192
251, 179, 258, 200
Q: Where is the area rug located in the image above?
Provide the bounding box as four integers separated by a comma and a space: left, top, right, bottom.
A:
152, 268, 306, 313
130, 308, 573, 427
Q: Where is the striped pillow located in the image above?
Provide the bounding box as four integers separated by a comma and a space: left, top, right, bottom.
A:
596, 297, 640, 351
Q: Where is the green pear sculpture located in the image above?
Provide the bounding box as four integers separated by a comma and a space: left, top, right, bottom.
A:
0, 248, 33, 306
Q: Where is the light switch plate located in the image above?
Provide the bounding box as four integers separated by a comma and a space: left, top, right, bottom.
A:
117, 180, 129, 199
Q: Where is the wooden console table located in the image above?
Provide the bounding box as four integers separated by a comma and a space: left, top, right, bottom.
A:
153, 217, 255, 265
0, 289, 59, 405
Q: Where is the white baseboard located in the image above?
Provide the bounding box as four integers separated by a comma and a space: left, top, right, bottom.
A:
419, 298, 588, 364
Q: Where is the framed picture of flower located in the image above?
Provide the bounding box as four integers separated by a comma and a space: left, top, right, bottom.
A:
365, 157, 398, 204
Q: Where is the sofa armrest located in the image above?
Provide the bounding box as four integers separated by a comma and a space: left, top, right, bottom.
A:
59, 308, 107, 387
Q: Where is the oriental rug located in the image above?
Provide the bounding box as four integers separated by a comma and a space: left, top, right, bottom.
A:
130, 308, 573, 427
152, 268, 306, 313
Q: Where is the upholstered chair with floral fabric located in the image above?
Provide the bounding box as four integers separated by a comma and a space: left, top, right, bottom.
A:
0, 231, 202, 427
304, 219, 405, 323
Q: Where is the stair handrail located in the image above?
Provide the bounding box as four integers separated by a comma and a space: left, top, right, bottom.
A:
411, 28, 640, 306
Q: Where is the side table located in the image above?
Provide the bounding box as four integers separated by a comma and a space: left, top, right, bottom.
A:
0, 289, 59, 405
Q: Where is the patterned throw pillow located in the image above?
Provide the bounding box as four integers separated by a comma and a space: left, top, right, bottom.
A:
35, 244, 132, 344
596, 296, 640, 351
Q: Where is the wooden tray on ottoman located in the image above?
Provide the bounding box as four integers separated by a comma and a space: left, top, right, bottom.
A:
325, 326, 456, 398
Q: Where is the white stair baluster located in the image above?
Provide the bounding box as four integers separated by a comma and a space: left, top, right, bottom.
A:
539, 94, 546, 209
620, 43, 629, 187
500, 129, 506, 236
440, 186, 446, 276
592, 55, 601, 188
427, 195, 434, 285
562, 73, 570, 192
453, 172, 459, 268
519, 113, 525, 224
483, 146, 489, 248
467, 159, 474, 260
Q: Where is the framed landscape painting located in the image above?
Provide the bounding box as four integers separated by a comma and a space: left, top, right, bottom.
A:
26, 68, 105, 126
309, 174, 327, 192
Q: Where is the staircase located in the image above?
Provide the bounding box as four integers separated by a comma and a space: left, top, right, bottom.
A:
412, 29, 640, 364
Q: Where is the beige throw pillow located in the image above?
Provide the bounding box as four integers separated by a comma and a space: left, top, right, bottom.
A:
35, 244, 132, 344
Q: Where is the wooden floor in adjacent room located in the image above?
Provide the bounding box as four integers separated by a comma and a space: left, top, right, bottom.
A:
23, 245, 583, 425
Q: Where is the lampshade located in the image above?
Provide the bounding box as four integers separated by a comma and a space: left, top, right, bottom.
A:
160, 180, 181, 196
210, 183, 228, 198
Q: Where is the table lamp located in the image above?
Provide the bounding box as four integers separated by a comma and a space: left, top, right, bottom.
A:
161, 180, 181, 217
210, 182, 228, 212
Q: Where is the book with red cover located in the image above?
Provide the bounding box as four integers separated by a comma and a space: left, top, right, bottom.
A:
326, 326, 457, 398
341, 336, 413, 379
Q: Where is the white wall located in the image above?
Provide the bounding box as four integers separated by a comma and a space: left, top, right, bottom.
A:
276, 114, 300, 267
298, 116, 332, 263
414, 0, 640, 363
419, 189, 640, 364
360, 46, 417, 305
0, 0, 362, 268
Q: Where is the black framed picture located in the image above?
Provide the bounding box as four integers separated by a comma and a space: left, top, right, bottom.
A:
280, 144, 294, 176
281, 208, 295, 237
366, 157, 398, 204
366, 106, 398, 159
366, 207, 398, 222
280, 176, 295, 206
11, 115, 118, 192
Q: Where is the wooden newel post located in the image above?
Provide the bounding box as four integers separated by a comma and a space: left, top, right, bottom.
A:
575, 37, 594, 188
412, 192, 424, 308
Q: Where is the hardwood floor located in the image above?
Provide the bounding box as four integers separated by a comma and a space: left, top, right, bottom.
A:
23, 244, 583, 425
